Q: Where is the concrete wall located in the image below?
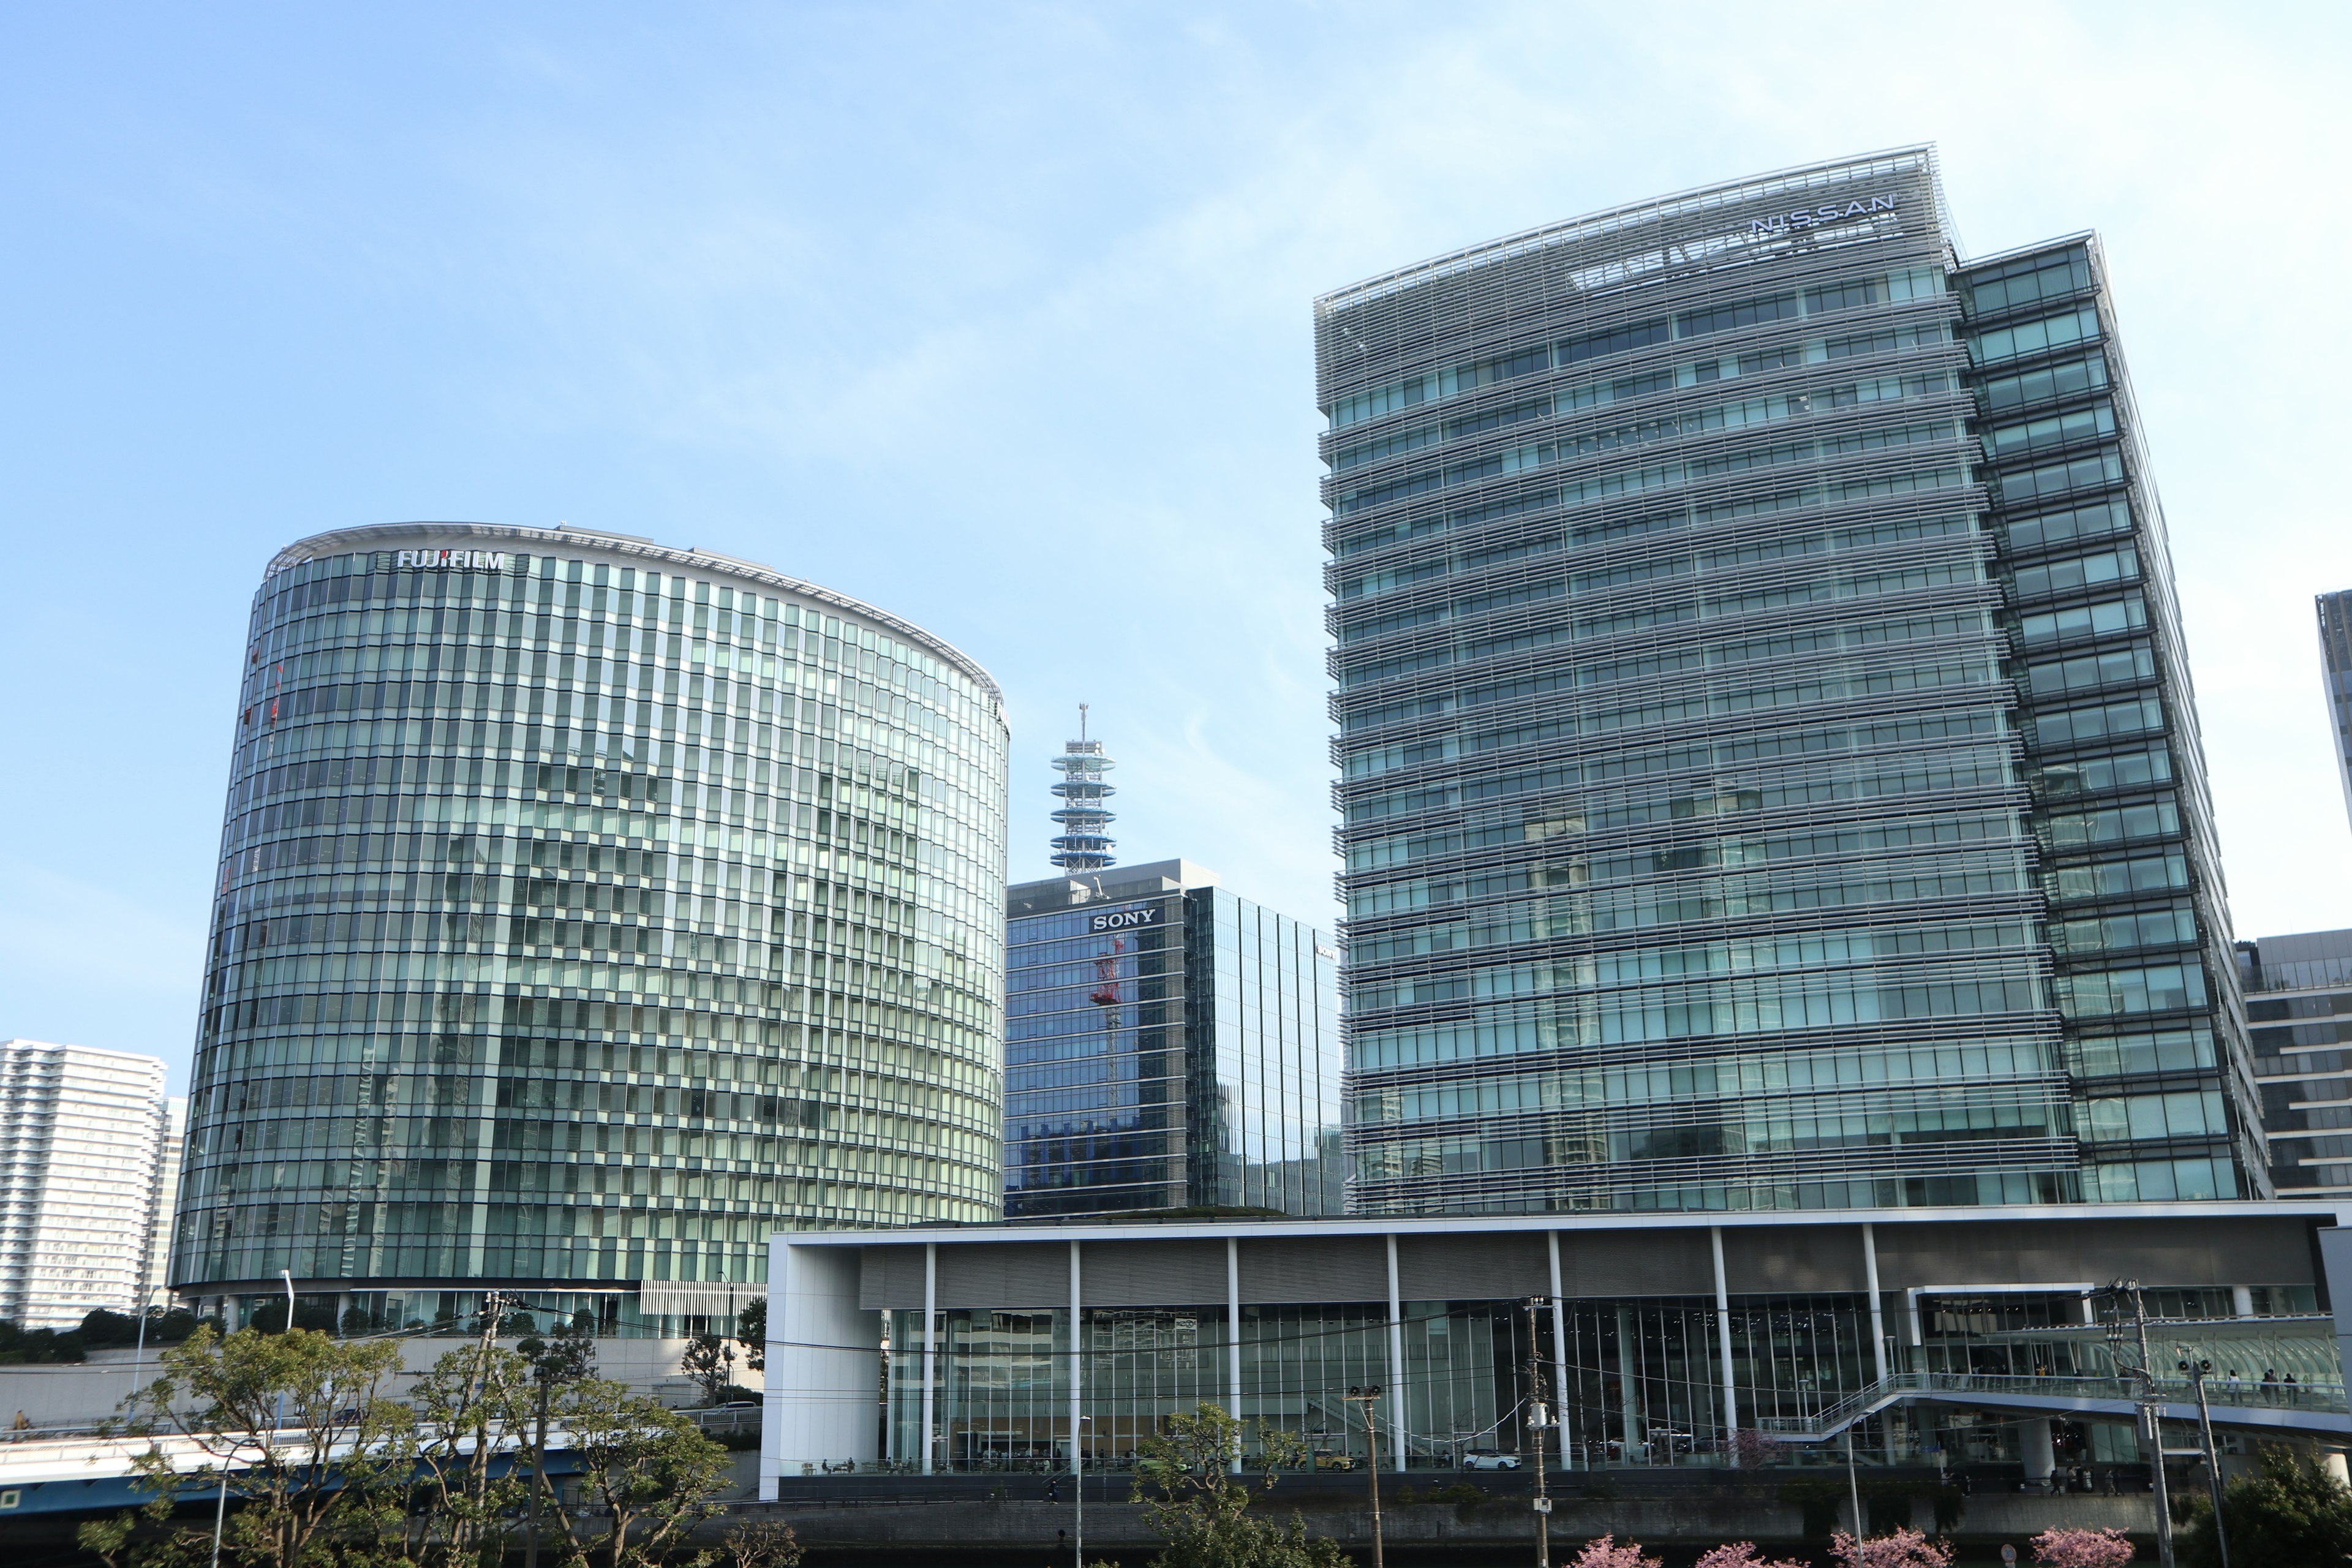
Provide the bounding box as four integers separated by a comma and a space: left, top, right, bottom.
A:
762, 1240, 880, 1494
700, 1490, 2157, 1556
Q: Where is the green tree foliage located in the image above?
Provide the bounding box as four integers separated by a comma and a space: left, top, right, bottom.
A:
78, 1317, 734, 1568
734, 1298, 766, 1374
1131, 1401, 1351, 1568
540, 1379, 733, 1568
681, 1331, 738, 1406
78, 1324, 413, 1568
403, 1333, 538, 1567
518, 1321, 601, 1568
720, 1517, 802, 1568
2178, 1443, 2352, 1568
0, 1318, 88, 1363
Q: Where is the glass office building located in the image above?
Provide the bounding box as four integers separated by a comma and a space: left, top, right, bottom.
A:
2237, 929, 2352, 1200
1319, 147, 2263, 1215
2318, 590, 2352, 835
174, 523, 1009, 1327
1003, 859, 1342, 1218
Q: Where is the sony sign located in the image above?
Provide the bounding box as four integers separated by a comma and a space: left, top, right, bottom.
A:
397, 548, 509, 571
1087, 905, 1164, 934
1749, 194, 1898, 237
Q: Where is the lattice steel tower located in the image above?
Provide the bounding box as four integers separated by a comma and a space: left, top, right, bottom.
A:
1049, 705, 1117, 870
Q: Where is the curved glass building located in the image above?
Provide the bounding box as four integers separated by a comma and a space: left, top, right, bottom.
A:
1322, 148, 2264, 1215
173, 523, 1008, 1328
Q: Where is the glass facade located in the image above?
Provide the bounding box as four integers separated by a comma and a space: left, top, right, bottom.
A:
1319, 148, 2264, 1215
174, 523, 1009, 1310
1958, 239, 2265, 1203
2238, 928, 2352, 1199
854, 1224, 2328, 1476
1003, 861, 1343, 1218
2318, 589, 2352, 835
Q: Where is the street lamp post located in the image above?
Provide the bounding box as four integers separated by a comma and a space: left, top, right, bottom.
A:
128, 1285, 165, 1419
1074, 1414, 1091, 1568
1346, 1385, 1386, 1568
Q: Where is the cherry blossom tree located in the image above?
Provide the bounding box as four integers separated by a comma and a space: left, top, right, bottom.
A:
2030, 1526, 2135, 1566
1829, 1526, 1955, 1568
1694, 1544, 1809, 1568
1568, 1535, 1662, 1568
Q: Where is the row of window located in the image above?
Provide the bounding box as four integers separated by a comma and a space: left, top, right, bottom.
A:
1329, 267, 1946, 429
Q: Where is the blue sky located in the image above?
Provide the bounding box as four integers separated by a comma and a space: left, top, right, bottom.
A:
7, 2, 2352, 1090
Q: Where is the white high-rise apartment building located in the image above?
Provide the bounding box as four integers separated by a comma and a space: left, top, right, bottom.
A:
0, 1040, 174, 1329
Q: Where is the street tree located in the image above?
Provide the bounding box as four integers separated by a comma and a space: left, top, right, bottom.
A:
734, 1298, 766, 1374
2178, 1443, 2352, 1567
2030, 1526, 2135, 1567
79, 1324, 412, 1568
540, 1378, 732, 1568
721, 1517, 802, 1568
1569, 1539, 1661, 1568
1829, 1528, 1953, 1568
404, 1325, 537, 1568
680, 1331, 737, 1406
1131, 1401, 1349, 1568
518, 1321, 600, 1568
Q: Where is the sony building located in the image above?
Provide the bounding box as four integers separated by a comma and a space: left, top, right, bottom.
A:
173, 523, 1009, 1331
1319, 147, 2262, 1215
1005, 857, 1343, 1219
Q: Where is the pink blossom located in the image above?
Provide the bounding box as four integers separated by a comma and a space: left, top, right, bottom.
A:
1694, 1544, 1809, 1568
1569, 1536, 1662, 1568
2030, 1526, 2135, 1567
1829, 1526, 1956, 1568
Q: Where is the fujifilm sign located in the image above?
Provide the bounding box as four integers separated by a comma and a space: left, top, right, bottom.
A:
1749, 194, 1898, 236
397, 548, 509, 571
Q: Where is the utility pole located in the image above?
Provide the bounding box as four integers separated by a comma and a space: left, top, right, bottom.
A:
2176, 1352, 2231, 1568
1525, 1300, 1551, 1568
1346, 1385, 1386, 1568
2094, 1281, 2176, 1568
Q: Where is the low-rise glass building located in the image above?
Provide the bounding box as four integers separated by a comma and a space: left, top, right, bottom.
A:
762, 1203, 2350, 1486
1004, 859, 1343, 1219
174, 523, 1009, 1330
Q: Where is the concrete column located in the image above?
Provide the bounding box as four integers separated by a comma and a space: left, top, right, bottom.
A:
1615, 1307, 1645, 1461
920, 1243, 937, 1476
1385, 1233, 1407, 1472
1547, 1231, 1569, 1464
1226, 1237, 1243, 1474
2020, 1417, 2056, 1487
1863, 1223, 1889, 1384
1712, 1227, 1738, 1446
2233, 1284, 2255, 1317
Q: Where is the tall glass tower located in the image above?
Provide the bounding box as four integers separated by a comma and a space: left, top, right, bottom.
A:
175, 523, 1009, 1329
1321, 148, 2263, 1215
2316, 589, 2352, 835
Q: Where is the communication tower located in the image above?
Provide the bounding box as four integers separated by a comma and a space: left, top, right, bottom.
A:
1049, 704, 1117, 872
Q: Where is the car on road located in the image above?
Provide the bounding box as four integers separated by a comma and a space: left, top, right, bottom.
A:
1460, 1451, 1521, 1471
1311, 1451, 1359, 1472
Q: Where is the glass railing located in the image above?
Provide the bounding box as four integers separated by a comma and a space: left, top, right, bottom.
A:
1751, 1370, 2349, 1438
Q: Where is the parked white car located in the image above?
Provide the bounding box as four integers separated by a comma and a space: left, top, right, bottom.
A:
1460, 1450, 1521, 1471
